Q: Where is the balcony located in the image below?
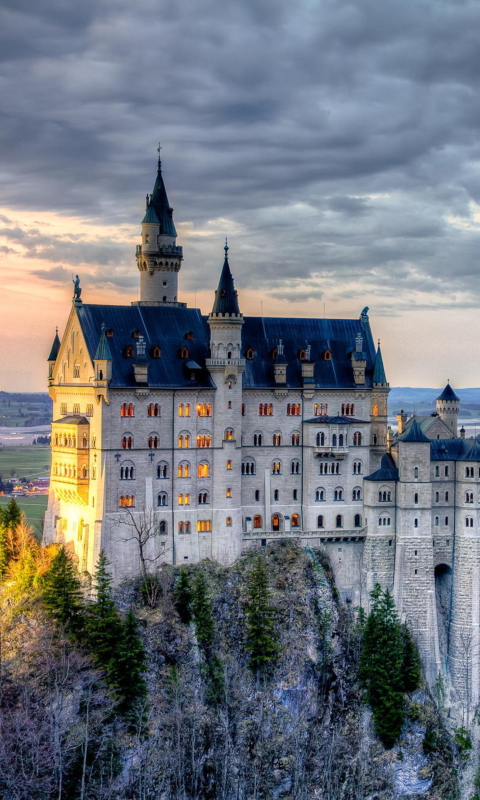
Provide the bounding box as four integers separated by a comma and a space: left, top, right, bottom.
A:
314, 446, 348, 459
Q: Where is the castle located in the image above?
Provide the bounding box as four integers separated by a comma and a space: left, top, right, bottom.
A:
44, 153, 480, 710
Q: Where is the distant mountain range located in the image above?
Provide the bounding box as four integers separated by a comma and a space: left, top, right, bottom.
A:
389, 387, 480, 415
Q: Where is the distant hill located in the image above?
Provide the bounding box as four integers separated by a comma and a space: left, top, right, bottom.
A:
389, 387, 480, 415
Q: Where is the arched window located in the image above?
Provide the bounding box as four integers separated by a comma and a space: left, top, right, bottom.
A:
352, 487, 362, 501
82, 433, 88, 448
226, 460, 232, 470
272, 432, 282, 446
445, 516, 449, 526
414, 493, 418, 504
197, 434, 211, 448
316, 432, 325, 446
120, 403, 135, 417
291, 514, 300, 528
178, 433, 190, 448
445, 466, 449, 477
226, 488, 232, 498
81, 465, 88, 479
118, 495, 135, 508
197, 520, 211, 532
125, 346, 134, 358
180, 347, 189, 359
157, 492, 168, 506
253, 515, 262, 529
198, 492, 209, 504
197, 403, 212, 417
271, 461, 282, 475
414, 518, 418, 528
332, 434, 337, 447
353, 432, 362, 446
435, 491, 439, 502
197, 462, 210, 478
224, 428, 234, 441
315, 488, 325, 502
258, 403, 274, 416
287, 403, 301, 416
291, 459, 300, 475
253, 433, 263, 446
241, 460, 256, 475
226, 517, 232, 527
246, 347, 255, 360
122, 435, 133, 450
334, 488, 343, 501
272, 514, 281, 531
274, 489, 279, 501
255, 490, 260, 501
317, 515, 324, 528
291, 433, 300, 446
338, 434, 344, 446
324, 349, 331, 361
336, 515, 343, 529
148, 434, 160, 449
353, 461, 362, 475
299, 349, 307, 361
152, 346, 161, 359
148, 403, 161, 417
435, 466, 439, 477
445, 491, 449, 502
157, 462, 168, 479
414, 467, 419, 478
178, 462, 190, 478
178, 403, 191, 417
466, 517, 474, 528
159, 520, 167, 533
372, 404, 379, 417
120, 463, 135, 480
314, 403, 328, 416
354, 514, 362, 528
434, 516, 439, 527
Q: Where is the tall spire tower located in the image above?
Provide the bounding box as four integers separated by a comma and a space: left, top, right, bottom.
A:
135, 146, 184, 305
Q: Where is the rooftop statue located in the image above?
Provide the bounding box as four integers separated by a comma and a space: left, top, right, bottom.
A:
73, 274, 82, 301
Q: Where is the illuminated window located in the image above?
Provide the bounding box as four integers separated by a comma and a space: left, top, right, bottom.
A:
178, 462, 190, 478
253, 515, 262, 529
197, 462, 210, 478
148, 403, 161, 417
226, 460, 232, 470
224, 428, 234, 440
148, 435, 159, 449
226, 488, 232, 498
287, 403, 301, 416
122, 435, 133, 450
118, 495, 135, 508
180, 347, 189, 359
324, 350, 331, 361
246, 347, 254, 359
272, 433, 282, 446
197, 434, 211, 448
372, 404, 379, 417
314, 403, 328, 416
120, 403, 134, 417
125, 345, 134, 358
299, 349, 307, 361
291, 433, 300, 446
152, 346, 161, 358
178, 403, 191, 417
197, 403, 212, 417
291, 514, 300, 527
258, 403, 274, 416
178, 434, 190, 448
271, 461, 281, 475
197, 520, 212, 532
226, 517, 232, 526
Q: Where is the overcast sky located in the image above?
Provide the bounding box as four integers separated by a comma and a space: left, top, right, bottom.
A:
2, 0, 480, 391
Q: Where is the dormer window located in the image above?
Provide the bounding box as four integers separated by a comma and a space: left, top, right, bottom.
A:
185, 331, 194, 340
132, 330, 141, 338
246, 347, 255, 360
271, 348, 278, 361
299, 349, 307, 361
125, 345, 134, 358
152, 346, 161, 358
220, 290, 226, 297
324, 349, 332, 361
180, 347, 189, 359
106, 329, 114, 337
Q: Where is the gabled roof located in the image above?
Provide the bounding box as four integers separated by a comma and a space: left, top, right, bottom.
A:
364, 453, 399, 482
399, 419, 431, 443
94, 325, 113, 361
47, 330, 61, 362
399, 414, 452, 440
211, 244, 241, 316
53, 415, 89, 425
373, 343, 387, 384
74, 304, 378, 390
148, 158, 177, 237
437, 382, 460, 402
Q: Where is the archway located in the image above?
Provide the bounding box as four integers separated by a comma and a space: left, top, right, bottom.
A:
272, 513, 283, 532
435, 563, 453, 663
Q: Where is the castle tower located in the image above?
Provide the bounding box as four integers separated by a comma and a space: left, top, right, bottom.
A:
206, 242, 245, 564
135, 150, 184, 306
370, 341, 390, 469
393, 420, 441, 684
436, 382, 460, 437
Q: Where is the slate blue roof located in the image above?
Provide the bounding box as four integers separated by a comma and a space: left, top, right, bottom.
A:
430, 438, 480, 462
437, 382, 460, 402
148, 160, 177, 237
47, 331, 61, 361
94, 326, 113, 361
142, 204, 160, 224
211, 246, 241, 315
304, 415, 370, 425
364, 453, 399, 482
76, 304, 377, 390
400, 419, 430, 443
373, 343, 387, 384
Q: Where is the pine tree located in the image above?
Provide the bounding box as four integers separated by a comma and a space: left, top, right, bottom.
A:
1, 498, 22, 532
402, 623, 422, 692
0, 498, 23, 572
191, 572, 215, 656
86, 552, 123, 677
173, 568, 193, 623
42, 546, 85, 638
113, 607, 148, 723
245, 557, 279, 674
360, 585, 405, 748
0, 524, 8, 579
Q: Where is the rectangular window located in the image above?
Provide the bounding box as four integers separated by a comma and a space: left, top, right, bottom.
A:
60, 403, 67, 416
86, 404, 94, 417
73, 403, 80, 415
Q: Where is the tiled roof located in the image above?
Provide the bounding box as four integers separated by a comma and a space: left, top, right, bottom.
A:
76, 304, 377, 390
437, 382, 460, 402
431, 438, 480, 462
364, 453, 399, 482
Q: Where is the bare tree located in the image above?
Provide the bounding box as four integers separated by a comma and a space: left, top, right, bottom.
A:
114, 507, 171, 607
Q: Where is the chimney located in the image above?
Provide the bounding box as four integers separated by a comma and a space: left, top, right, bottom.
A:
397, 410, 407, 435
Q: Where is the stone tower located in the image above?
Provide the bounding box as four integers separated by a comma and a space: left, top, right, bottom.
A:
135, 151, 184, 305
206, 242, 245, 564
370, 341, 390, 470
436, 382, 460, 437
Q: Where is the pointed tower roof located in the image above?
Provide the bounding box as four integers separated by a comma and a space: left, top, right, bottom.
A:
211, 240, 241, 316
94, 324, 113, 361
142, 204, 160, 224
400, 418, 430, 443
47, 329, 61, 362
148, 148, 177, 237
437, 382, 460, 402
373, 341, 387, 384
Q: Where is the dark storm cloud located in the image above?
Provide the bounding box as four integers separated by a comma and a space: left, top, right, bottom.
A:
2, 0, 480, 304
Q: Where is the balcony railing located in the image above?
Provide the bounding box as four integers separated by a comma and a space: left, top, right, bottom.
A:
313, 445, 348, 458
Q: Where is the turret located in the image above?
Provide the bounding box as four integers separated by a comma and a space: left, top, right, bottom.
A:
93, 324, 112, 393
208, 240, 244, 361
47, 328, 61, 384
135, 148, 184, 306
436, 381, 460, 437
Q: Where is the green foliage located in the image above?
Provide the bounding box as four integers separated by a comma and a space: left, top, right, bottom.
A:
87, 551, 124, 676
1, 497, 22, 531
402, 623, 422, 692
359, 584, 405, 748
113, 607, 148, 724
191, 572, 216, 656
174, 568, 193, 623
204, 654, 225, 706
454, 726, 472, 759
0, 525, 8, 579
0, 498, 22, 577
245, 557, 279, 674
42, 546, 85, 638
423, 727, 438, 754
